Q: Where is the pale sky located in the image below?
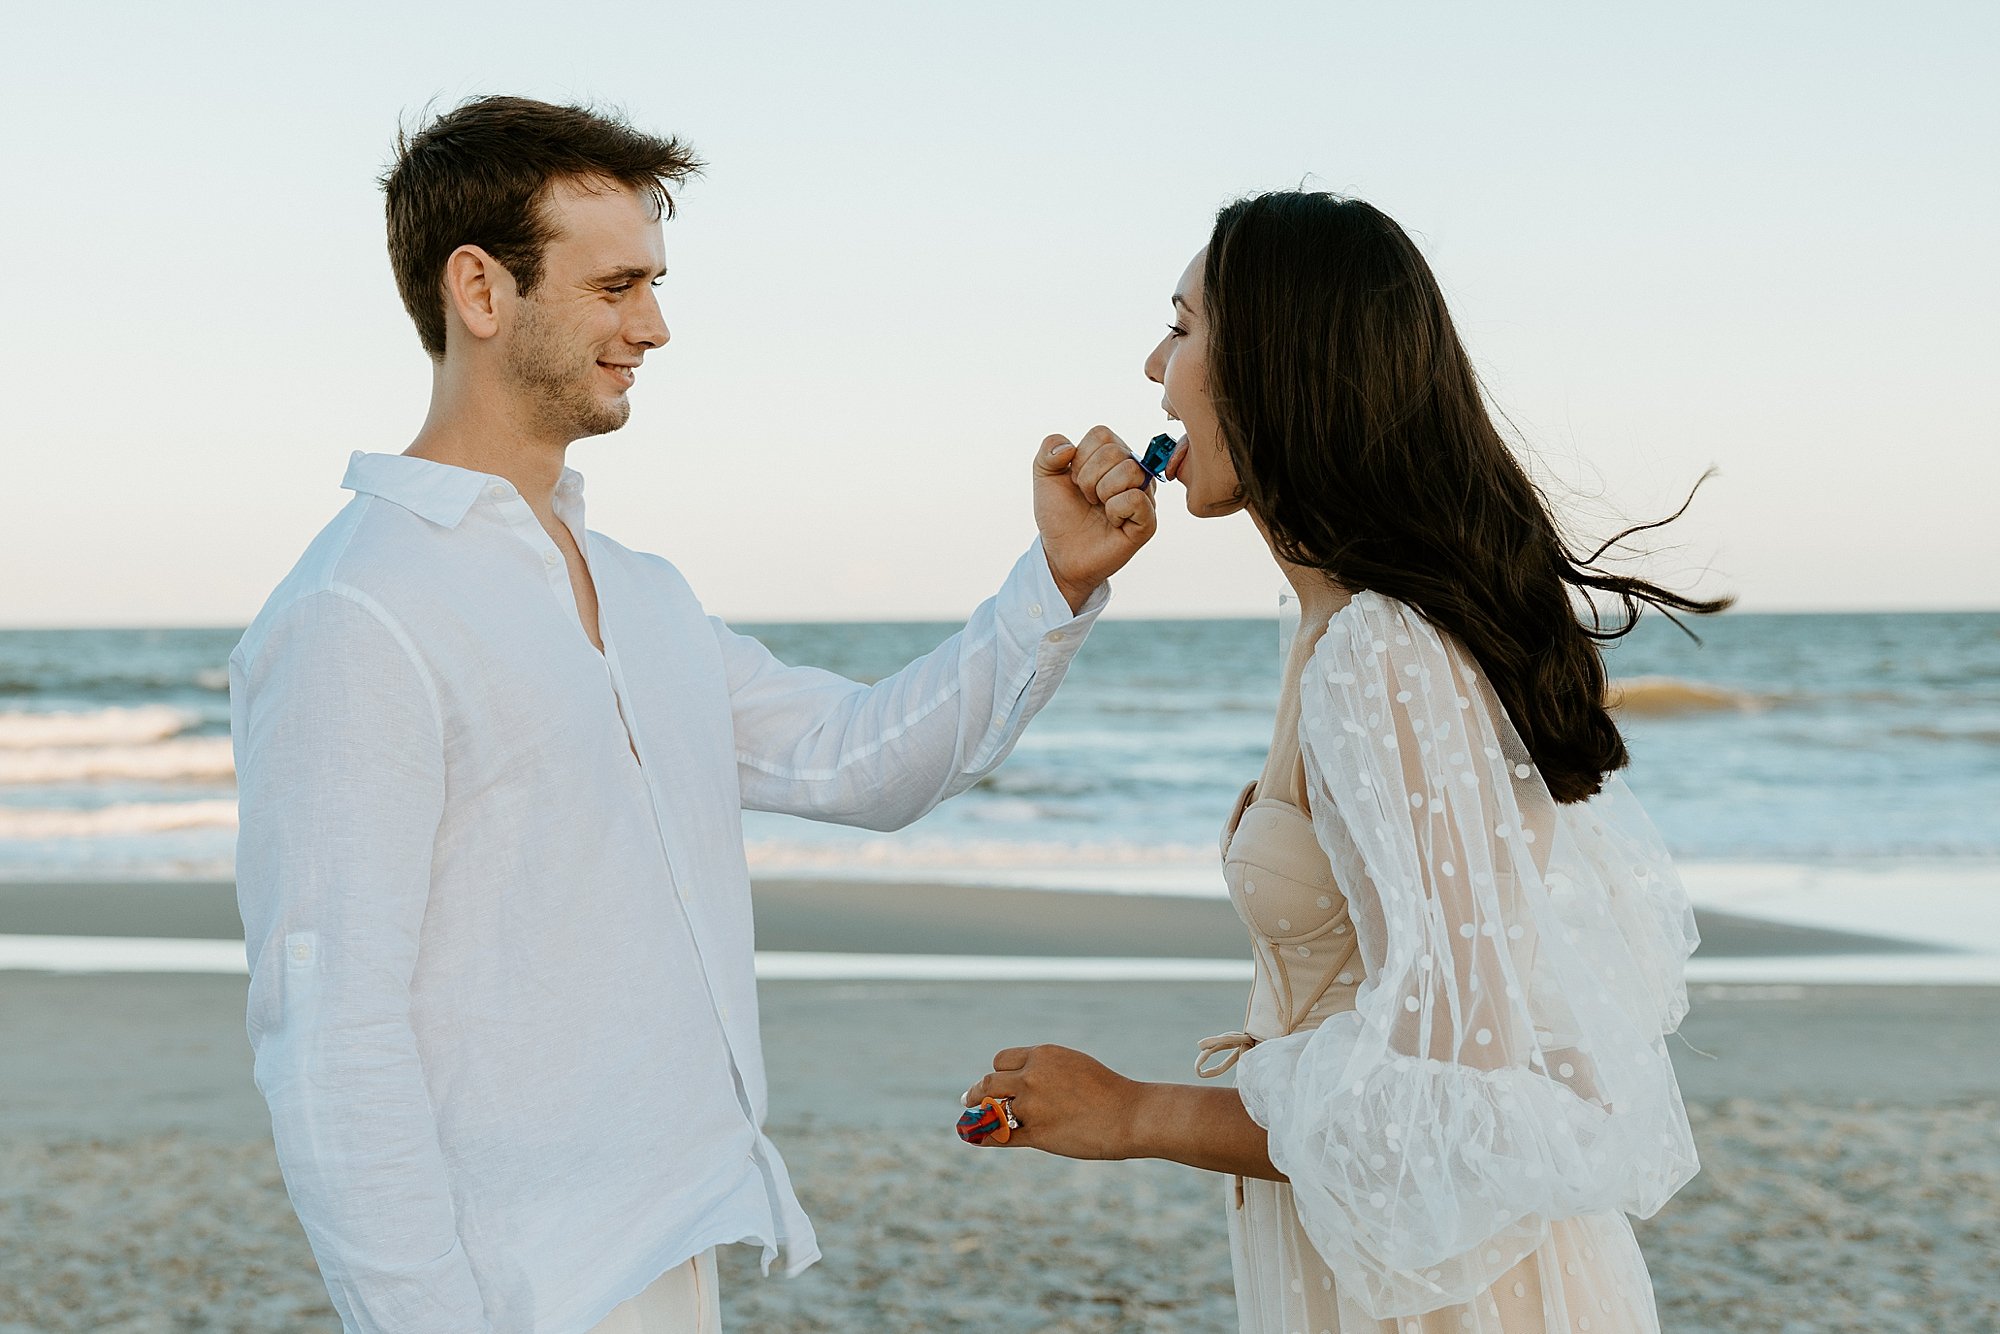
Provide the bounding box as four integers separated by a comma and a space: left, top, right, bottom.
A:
2, 1, 1994, 625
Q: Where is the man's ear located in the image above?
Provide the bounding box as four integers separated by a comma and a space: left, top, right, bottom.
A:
441, 245, 516, 344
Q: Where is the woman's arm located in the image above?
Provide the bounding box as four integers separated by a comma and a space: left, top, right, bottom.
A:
961, 1044, 1285, 1181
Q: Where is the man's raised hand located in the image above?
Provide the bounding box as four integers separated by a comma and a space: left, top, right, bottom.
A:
1032, 426, 1160, 613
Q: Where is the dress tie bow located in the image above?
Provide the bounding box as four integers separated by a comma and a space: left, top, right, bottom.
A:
1195, 1030, 1259, 1079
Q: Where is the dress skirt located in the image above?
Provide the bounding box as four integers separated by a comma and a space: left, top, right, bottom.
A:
1229, 1179, 1662, 1334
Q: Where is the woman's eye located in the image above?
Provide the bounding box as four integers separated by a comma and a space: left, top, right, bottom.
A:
1166, 323, 1188, 338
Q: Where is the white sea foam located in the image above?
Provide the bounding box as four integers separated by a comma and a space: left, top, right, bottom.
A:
0, 706, 196, 749
0, 800, 239, 838
0, 738, 235, 785
7, 936, 2000, 985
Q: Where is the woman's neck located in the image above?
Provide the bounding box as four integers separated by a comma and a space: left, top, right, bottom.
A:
1252, 511, 1352, 623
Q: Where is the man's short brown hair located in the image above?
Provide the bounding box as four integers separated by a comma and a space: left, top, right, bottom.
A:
381, 96, 702, 360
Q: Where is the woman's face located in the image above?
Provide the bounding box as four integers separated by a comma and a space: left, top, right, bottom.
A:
1144, 247, 1243, 518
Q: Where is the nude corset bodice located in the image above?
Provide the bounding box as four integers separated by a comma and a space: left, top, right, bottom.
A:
1197, 647, 1367, 1080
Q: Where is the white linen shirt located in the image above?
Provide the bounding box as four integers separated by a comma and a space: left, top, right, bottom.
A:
230, 451, 1106, 1334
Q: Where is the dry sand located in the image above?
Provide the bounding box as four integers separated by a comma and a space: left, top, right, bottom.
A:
2, 969, 1997, 1332
1, 881, 1995, 1331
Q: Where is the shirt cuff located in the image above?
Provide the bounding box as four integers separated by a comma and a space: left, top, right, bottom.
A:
1012, 536, 1109, 638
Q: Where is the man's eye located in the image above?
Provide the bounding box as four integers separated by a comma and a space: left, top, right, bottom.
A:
606, 284, 632, 295
649, 278, 664, 289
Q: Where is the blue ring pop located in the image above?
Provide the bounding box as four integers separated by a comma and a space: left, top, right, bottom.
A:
1139, 433, 1179, 484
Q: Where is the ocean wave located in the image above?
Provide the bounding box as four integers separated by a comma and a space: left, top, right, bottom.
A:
0, 705, 197, 749
1607, 676, 1763, 716
1887, 725, 2000, 746
0, 673, 230, 696
0, 738, 235, 785
0, 799, 239, 838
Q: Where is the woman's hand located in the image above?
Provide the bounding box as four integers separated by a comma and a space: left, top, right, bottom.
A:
961, 1044, 1145, 1161
960, 1044, 1287, 1180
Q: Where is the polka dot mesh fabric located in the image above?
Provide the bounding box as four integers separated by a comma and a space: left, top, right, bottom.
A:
1223, 591, 1699, 1330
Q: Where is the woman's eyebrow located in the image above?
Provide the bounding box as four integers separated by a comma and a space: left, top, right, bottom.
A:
1172, 294, 1192, 311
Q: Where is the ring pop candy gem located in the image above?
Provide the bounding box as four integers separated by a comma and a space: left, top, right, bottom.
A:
1139, 434, 1179, 485
955, 1097, 1012, 1145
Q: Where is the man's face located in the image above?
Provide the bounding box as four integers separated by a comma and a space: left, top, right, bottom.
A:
503, 177, 670, 441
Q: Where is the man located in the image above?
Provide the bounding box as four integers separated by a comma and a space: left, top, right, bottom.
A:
229, 96, 1161, 1334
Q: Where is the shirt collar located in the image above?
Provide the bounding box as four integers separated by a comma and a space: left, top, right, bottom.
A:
341, 452, 587, 528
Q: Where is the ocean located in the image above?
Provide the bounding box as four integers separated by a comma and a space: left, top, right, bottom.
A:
0, 611, 1995, 886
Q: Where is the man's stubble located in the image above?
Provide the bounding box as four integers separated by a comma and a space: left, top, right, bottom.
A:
505, 297, 631, 443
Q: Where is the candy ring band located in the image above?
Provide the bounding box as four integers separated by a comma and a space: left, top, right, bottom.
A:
999, 1096, 1020, 1130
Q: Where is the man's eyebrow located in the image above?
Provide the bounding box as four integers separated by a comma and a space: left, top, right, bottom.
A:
591, 265, 667, 285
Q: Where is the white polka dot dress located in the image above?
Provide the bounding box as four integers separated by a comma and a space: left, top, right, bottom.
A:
1203, 595, 1694, 1332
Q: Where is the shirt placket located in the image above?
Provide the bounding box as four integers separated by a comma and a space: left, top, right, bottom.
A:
599, 632, 769, 1181
522, 484, 768, 1181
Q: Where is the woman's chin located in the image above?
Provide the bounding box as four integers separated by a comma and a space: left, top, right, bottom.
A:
1186, 492, 1247, 520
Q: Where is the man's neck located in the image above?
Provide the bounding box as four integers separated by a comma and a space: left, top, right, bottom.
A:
405, 370, 572, 511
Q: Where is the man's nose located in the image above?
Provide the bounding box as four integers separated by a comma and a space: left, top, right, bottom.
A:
630, 287, 670, 349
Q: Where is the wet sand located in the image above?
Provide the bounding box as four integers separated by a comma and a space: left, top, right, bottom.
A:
0, 877, 1949, 959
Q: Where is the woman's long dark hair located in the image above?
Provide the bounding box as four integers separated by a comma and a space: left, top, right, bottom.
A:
1205, 192, 1731, 803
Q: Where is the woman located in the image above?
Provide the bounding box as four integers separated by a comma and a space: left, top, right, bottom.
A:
960, 192, 1725, 1333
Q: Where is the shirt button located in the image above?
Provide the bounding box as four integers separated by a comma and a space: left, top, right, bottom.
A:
1048, 631, 1066, 643
544, 550, 562, 566
487, 484, 509, 499
1028, 602, 1043, 619
289, 943, 310, 961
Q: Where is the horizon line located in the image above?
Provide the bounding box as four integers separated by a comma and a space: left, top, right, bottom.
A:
2, 605, 1995, 633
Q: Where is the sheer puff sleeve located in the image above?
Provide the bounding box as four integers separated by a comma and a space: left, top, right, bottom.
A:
1233, 590, 1701, 1318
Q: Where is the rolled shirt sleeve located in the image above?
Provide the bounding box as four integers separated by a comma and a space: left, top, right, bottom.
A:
716, 537, 1107, 828
231, 586, 493, 1333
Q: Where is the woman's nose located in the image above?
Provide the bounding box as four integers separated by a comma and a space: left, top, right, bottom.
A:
1144, 338, 1167, 384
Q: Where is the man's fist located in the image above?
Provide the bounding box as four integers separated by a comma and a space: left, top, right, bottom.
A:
1032, 425, 1161, 612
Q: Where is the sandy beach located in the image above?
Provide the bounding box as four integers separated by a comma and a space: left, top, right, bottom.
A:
3, 881, 1997, 1332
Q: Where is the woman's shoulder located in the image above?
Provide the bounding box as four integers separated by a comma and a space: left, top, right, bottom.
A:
1308, 588, 1443, 673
